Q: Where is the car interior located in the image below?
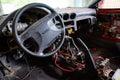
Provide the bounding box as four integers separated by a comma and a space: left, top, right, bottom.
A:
0, 0, 120, 80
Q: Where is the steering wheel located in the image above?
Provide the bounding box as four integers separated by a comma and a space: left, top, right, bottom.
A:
12, 3, 65, 57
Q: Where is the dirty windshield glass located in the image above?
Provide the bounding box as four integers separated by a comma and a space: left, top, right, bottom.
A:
0, 0, 98, 15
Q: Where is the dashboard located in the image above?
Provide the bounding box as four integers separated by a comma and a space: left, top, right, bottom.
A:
1, 7, 97, 34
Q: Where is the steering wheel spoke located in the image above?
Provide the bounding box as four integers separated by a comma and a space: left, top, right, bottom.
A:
19, 31, 31, 44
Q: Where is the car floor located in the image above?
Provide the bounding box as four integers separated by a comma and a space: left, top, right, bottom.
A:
0, 44, 120, 80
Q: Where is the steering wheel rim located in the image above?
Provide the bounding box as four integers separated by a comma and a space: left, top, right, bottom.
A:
12, 3, 65, 57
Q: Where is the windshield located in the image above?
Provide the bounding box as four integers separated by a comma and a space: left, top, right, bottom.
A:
1, 0, 120, 16
0, 0, 99, 15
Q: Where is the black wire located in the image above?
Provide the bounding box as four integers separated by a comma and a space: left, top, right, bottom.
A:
109, 56, 120, 60
77, 38, 97, 69
0, 61, 5, 76
76, 37, 101, 79
23, 55, 31, 70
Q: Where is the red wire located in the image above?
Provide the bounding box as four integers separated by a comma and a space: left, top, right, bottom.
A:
94, 56, 104, 62
54, 53, 85, 72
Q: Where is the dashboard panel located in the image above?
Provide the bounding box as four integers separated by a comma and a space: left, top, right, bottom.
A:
55, 7, 96, 32
1, 7, 97, 37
